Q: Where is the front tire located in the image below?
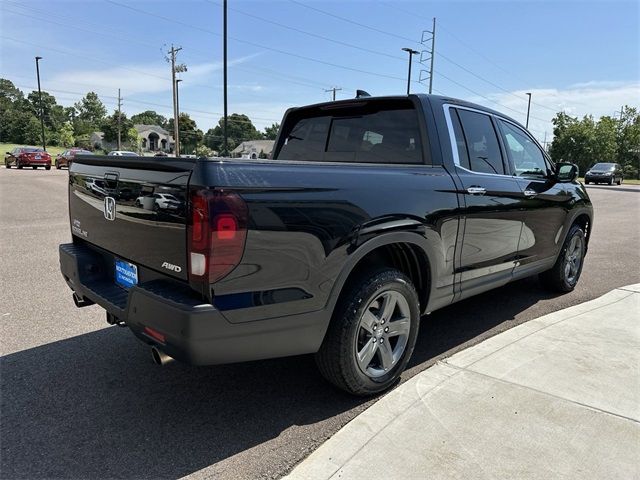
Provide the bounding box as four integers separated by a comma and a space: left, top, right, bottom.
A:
32, 166, 37, 170
315, 268, 420, 396
618, 177, 623, 185
17, 162, 23, 169
539, 224, 586, 293
55, 161, 61, 169
45, 165, 51, 170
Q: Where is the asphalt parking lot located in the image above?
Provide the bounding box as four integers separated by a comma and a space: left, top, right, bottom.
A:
1, 168, 639, 480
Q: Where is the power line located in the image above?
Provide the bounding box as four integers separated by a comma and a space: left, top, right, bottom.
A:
2, 3, 352, 99
105, 0, 408, 83
288, 0, 418, 44
207, 0, 402, 62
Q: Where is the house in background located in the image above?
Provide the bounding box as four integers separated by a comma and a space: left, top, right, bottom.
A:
135, 125, 174, 153
90, 124, 174, 154
231, 140, 275, 159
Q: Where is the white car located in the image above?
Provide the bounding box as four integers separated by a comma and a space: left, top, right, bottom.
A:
107, 151, 139, 156
135, 193, 181, 211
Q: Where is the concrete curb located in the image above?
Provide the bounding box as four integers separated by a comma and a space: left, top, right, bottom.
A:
285, 285, 640, 480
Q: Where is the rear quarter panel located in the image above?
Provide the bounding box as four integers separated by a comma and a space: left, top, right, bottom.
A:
194, 160, 460, 323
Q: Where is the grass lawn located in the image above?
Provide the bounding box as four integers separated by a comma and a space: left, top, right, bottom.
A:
1, 142, 66, 158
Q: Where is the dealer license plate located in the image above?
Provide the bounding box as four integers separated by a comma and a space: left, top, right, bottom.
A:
115, 259, 138, 289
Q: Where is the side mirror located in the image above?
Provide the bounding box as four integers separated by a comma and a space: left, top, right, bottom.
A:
556, 162, 579, 183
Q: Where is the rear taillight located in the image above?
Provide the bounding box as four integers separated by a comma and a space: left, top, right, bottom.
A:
188, 189, 248, 284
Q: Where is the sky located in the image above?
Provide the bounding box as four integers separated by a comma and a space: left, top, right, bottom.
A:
1, 0, 639, 142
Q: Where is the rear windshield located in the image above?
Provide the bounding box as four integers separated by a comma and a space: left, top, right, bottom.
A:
274, 99, 425, 164
591, 163, 615, 170
21, 148, 44, 153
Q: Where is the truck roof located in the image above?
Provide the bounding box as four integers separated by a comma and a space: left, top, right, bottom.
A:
286, 93, 525, 131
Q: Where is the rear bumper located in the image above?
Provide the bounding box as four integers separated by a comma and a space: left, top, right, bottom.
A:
59, 242, 327, 365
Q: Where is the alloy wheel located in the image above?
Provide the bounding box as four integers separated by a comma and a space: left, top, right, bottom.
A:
354, 290, 411, 378
564, 235, 584, 285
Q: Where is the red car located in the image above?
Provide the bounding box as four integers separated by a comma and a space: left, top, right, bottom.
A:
4, 147, 52, 170
55, 148, 93, 169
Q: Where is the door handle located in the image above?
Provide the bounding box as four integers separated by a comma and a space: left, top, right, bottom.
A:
466, 186, 486, 195
523, 189, 538, 197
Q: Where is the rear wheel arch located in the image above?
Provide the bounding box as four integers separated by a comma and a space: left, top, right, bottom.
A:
325, 232, 436, 326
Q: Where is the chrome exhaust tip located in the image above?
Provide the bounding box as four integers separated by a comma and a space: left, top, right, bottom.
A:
150, 346, 174, 366
72, 292, 94, 308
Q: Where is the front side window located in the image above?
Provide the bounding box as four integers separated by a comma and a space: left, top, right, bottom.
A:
455, 109, 505, 175
498, 120, 548, 177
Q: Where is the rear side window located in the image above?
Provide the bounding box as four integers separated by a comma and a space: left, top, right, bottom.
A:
454, 108, 505, 175
276, 102, 424, 164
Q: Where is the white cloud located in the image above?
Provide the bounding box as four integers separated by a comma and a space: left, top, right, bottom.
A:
472, 81, 640, 143
46, 53, 260, 97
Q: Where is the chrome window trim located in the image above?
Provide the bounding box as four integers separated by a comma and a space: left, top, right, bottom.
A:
443, 103, 512, 178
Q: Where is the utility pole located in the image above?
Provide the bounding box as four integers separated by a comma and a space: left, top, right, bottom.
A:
34, 56, 46, 151
223, 0, 228, 157
419, 18, 436, 93
525, 92, 532, 129
324, 87, 342, 101
176, 79, 182, 154
117, 88, 122, 151
429, 17, 436, 94
401, 48, 419, 95
543, 131, 548, 151
167, 44, 185, 157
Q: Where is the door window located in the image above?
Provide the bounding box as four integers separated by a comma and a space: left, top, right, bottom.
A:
455, 109, 505, 175
498, 120, 548, 178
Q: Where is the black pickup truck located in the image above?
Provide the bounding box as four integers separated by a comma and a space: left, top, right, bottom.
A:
60, 94, 592, 395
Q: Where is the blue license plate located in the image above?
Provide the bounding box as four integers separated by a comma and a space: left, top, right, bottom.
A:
115, 259, 138, 289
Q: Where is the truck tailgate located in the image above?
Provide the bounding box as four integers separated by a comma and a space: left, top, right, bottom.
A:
68, 156, 195, 281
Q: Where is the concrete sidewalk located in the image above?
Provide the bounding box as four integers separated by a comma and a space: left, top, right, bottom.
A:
286, 285, 640, 480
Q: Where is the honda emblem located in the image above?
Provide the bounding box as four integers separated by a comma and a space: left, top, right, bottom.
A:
104, 196, 116, 221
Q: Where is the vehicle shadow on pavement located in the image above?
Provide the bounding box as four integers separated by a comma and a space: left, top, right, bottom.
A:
1, 277, 555, 479
0, 329, 364, 479
406, 276, 556, 373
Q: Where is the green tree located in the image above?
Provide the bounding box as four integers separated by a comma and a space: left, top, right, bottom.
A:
617, 106, 640, 179
131, 110, 168, 128
23, 116, 44, 145
26, 91, 68, 134
74, 92, 106, 133
57, 121, 75, 147
263, 122, 280, 140
101, 110, 135, 144
204, 113, 261, 155
168, 113, 202, 154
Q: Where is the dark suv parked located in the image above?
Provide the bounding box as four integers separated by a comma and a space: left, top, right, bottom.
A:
585, 163, 623, 185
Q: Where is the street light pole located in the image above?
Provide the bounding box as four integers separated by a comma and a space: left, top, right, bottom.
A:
525, 92, 532, 129
175, 79, 182, 154
34, 56, 46, 151
401, 48, 419, 95
223, 0, 228, 157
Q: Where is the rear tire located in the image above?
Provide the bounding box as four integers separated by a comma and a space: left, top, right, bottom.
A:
315, 268, 420, 396
55, 161, 61, 169
32, 166, 37, 170
618, 177, 622, 185
17, 163, 23, 169
539, 224, 586, 293
5, 162, 9, 169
